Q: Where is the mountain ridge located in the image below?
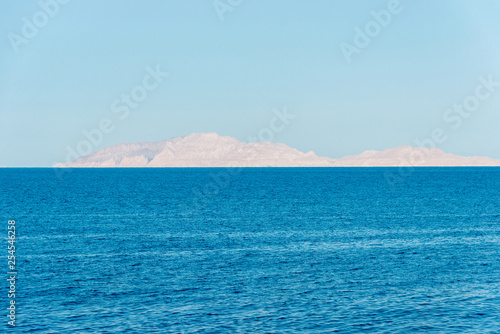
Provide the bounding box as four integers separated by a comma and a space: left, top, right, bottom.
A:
53, 133, 500, 167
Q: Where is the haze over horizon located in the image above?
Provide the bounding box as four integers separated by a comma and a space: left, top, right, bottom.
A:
2, 0, 500, 166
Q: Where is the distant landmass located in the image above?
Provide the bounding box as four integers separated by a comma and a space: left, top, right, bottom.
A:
53, 133, 500, 168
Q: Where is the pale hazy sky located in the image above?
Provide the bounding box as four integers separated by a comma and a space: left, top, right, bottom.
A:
1, 0, 500, 166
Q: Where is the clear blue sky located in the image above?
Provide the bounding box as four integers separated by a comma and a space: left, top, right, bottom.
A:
1, 0, 500, 166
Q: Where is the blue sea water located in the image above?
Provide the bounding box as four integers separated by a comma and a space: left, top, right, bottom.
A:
1, 167, 500, 333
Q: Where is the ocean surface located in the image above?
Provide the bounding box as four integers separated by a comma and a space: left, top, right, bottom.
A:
2, 167, 500, 333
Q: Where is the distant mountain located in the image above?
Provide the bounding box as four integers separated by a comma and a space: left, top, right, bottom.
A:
53, 133, 336, 167
334, 146, 500, 167
53, 133, 500, 168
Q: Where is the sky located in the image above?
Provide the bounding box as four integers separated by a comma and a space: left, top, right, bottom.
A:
1, 0, 500, 166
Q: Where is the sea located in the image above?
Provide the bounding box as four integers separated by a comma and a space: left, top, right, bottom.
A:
1, 167, 500, 333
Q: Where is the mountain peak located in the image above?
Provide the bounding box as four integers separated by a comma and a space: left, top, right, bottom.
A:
183, 132, 222, 139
